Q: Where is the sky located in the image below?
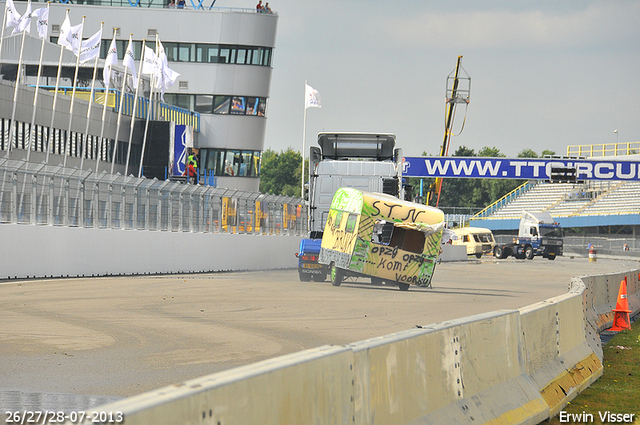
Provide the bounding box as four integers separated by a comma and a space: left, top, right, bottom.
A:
260, 0, 640, 158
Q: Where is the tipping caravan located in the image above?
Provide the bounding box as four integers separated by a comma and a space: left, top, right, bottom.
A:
318, 188, 445, 291
452, 227, 496, 258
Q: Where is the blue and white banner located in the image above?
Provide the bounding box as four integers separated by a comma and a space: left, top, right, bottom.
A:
169, 123, 193, 176
402, 157, 640, 181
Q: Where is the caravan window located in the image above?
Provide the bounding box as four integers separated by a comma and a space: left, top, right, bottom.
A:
345, 214, 357, 233
333, 212, 344, 228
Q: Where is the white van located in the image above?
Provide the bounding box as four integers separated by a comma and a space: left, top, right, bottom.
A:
452, 227, 496, 258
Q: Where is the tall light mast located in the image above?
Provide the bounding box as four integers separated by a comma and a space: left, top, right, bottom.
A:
429, 56, 470, 207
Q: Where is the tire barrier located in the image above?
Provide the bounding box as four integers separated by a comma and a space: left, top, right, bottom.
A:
81, 269, 640, 425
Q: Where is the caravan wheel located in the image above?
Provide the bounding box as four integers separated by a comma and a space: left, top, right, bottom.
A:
397, 282, 410, 291
330, 263, 343, 287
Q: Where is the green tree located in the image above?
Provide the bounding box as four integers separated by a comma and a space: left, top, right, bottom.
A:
517, 149, 538, 158
259, 148, 303, 197
541, 149, 556, 157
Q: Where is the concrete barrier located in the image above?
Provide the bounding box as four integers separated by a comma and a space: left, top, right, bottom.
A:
76, 268, 640, 425
438, 244, 467, 262
88, 345, 355, 424
0, 224, 299, 279
519, 293, 602, 417
350, 311, 547, 425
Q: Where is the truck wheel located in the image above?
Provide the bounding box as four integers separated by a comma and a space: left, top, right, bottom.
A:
397, 282, 410, 291
299, 273, 311, 282
547, 254, 556, 261
494, 246, 506, 259
475, 253, 483, 259
525, 246, 534, 260
330, 263, 343, 287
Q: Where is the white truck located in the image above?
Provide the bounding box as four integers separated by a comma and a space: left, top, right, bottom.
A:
493, 211, 564, 260
295, 133, 406, 281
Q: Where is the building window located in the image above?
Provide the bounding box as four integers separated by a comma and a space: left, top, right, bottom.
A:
195, 95, 213, 113
210, 95, 266, 116
200, 148, 261, 177
100, 41, 273, 67
213, 96, 230, 114
230, 97, 245, 115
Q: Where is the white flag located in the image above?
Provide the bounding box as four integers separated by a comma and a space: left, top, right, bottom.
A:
123, 38, 137, 88
103, 36, 118, 88
58, 14, 83, 54
11, 0, 32, 35
156, 40, 179, 101
163, 66, 180, 89
5, 0, 21, 28
141, 45, 159, 76
78, 27, 102, 63
305, 83, 321, 109
32, 7, 49, 40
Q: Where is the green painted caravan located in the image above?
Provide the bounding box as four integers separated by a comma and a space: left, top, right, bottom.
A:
318, 187, 445, 291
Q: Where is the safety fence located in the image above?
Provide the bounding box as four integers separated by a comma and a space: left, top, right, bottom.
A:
0, 157, 306, 236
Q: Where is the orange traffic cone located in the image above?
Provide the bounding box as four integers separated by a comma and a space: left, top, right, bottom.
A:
610, 278, 632, 331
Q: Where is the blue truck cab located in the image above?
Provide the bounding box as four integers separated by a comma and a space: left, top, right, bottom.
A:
295, 238, 327, 281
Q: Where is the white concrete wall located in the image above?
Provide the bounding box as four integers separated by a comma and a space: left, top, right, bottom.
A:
0, 224, 299, 279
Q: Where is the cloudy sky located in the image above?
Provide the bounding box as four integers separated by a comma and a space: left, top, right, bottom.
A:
261, 0, 640, 158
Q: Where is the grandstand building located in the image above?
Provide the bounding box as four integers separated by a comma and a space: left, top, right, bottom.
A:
470, 145, 640, 253
0, 1, 277, 191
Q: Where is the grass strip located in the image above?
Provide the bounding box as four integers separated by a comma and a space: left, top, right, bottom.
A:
546, 317, 639, 424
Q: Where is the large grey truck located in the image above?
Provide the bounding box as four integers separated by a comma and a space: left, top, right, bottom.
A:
295, 133, 406, 281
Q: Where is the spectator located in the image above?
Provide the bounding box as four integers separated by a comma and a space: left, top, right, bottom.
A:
264, 2, 272, 13
178, 0, 185, 9
168, 0, 176, 8
623, 243, 630, 251
256, 0, 263, 12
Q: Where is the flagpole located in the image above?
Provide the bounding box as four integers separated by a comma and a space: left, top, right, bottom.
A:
125, 39, 146, 176
62, 15, 85, 168
80, 21, 104, 170
97, 29, 117, 174
27, 3, 50, 162
111, 34, 134, 175
6, 21, 29, 159
137, 74, 154, 178
301, 80, 308, 200
138, 35, 159, 178
46, 9, 70, 165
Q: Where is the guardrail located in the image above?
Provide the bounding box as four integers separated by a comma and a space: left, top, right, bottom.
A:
567, 142, 640, 158
84, 268, 639, 424
0, 158, 305, 236
37, 87, 201, 132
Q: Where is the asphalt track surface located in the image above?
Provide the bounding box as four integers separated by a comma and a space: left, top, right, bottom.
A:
1, 255, 638, 406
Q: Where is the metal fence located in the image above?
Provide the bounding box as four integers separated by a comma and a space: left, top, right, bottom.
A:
493, 234, 638, 253
0, 158, 306, 236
